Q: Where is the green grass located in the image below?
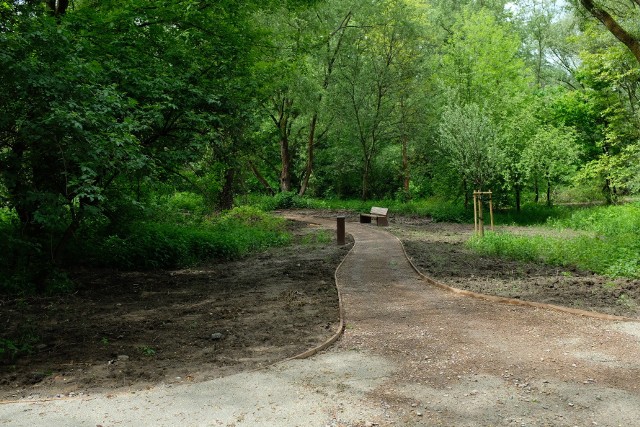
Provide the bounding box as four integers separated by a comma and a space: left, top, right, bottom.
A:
469, 202, 640, 278
76, 206, 291, 270
240, 194, 470, 222
240, 193, 584, 226
0, 205, 292, 293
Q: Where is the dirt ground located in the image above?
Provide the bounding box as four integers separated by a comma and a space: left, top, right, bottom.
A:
1, 211, 638, 402
391, 220, 640, 319
0, 219, 352, 401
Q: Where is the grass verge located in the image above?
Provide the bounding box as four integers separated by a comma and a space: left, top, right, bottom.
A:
469, 203, 640, 278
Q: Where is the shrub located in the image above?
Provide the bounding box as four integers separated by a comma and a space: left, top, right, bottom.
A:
166, 192, 207, 219
0, 331, 39, 362
494, 203, 571, 226
76, 206, 291, 270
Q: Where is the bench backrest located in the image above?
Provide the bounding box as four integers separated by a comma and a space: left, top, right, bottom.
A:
370, 206, 388, 216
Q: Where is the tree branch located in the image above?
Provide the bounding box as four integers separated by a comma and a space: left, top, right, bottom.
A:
579, 0, 640, 64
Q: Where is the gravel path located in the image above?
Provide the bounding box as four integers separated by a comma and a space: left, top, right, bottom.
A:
1, 217, 640, 426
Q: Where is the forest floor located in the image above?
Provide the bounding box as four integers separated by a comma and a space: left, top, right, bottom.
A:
0, 210, 638, 403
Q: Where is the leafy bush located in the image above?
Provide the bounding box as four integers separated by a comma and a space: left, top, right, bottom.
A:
493, 203, 571, 226
551, 202, 640, 237
243, 192, 326, 210
411, 200, 469, 223
76, 206, 291, 270
0, 338, 22, 362
0, 209, 43, 293
165, 192, 208, 219
271, 192, 303, 209
1, 196, 294, 292
0, 333, 38, 362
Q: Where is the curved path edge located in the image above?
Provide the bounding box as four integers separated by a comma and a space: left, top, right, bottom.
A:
392, 232, 639, 323
286, 233, 350, 360
0, 218, 352, 405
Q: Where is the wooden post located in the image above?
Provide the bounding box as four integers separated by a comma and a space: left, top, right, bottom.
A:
473, 192, 478, 234
478, 193, 484, 237
336, 216, 346, 246
489, 190, 494, 232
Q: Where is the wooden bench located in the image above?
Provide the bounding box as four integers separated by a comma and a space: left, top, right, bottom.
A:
359, 206, 389, 226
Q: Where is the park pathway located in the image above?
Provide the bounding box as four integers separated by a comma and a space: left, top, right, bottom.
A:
1, 216, 640, 426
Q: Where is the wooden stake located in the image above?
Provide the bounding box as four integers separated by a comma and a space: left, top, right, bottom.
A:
478, 193, 484, 237
336, 216, 346, 246
489, 190, 494, 231
473, 192, 478, 234
474, 190, 495, 236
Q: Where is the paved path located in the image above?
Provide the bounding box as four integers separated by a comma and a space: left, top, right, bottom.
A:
2, 218, 640, 426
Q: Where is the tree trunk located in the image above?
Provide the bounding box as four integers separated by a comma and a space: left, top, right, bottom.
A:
219, 166, 236, 211
401, 119, 410, 197
271, 97, 295, 193
361, 159, 371, 200
279, 138, 292, 192
298, 113, 317, 197
47, 0, 69, 16
52, 208, 83, 266
603, 178, 613, 205
249, 161, 275, 196
463, 178, 469, 209
298, 12, 352, 197
35, 203, 83, 293
546, 178, 552, 207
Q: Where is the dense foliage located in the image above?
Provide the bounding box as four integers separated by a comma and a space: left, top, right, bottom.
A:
1, 0, 640, 291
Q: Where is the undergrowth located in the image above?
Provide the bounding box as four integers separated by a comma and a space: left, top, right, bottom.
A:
73, 206, 291, 270
469, 203, 640, 278
241, 193, 579, 225
242, 192, 637, 278
0, 204, 292, 293
241, 193, 470, 222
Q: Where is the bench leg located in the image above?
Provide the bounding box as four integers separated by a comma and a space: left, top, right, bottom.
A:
360, 214, 372, 224
376, 217, 388, 226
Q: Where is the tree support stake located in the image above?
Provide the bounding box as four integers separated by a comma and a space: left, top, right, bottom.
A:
473, 191, 494, 237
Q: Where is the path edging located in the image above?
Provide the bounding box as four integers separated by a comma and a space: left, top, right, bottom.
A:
286, 236, 351, 360
0, 219, 352, 405
392, 232, 638, 323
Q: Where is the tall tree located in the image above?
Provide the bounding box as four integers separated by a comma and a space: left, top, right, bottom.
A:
521, 124, 580, 205
438, 103, 502, 205
330, 0, 431, 200
436, 5, 533, 205
572, 36, 640, 202
298, 7, 353, 196
0, 0, 261, 287
439, 6, 531, 115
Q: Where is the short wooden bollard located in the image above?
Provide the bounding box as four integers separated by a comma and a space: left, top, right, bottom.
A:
336, 216, 346, 246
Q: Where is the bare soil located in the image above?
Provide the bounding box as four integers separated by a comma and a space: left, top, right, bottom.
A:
0, 219, 352, 401
1, 212, 638, 403
391, 220, 640, 319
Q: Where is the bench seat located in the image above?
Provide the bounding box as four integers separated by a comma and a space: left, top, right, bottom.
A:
359, 207, 389, 226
